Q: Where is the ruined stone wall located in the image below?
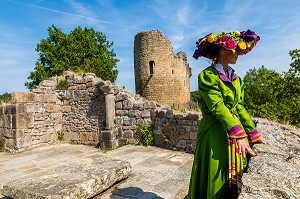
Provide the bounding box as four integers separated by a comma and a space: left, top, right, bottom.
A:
0, 71, 200, 153
134, 30, 192, 107
0, 91, 61, 152
55, 72, 107, 146
113, 90, 200, 153
152, 110, 199, 153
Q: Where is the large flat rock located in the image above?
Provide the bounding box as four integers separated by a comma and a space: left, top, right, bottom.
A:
0, 145, 131, 199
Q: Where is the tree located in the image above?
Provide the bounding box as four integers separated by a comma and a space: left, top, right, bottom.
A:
25, 25, 119, 89
244, 50, 300, 126
289, 49, 300, 74
244, 66, 284, 121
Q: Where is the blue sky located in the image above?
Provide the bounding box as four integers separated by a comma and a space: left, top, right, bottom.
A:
1, 0, 300, 94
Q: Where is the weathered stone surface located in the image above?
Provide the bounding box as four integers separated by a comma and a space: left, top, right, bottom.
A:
11, 92, 39, 103
239, 118, 300, 199
12, 113, 34, 129
1, 146, 131, 199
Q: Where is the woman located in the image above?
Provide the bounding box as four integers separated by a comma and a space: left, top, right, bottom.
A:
185, 30, 266, 199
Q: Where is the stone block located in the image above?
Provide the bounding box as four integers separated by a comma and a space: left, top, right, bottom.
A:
129, 110, 142, 117
11, 92, 38, 103
122, 100, 133, 110
50, 112, 63, 122
115, 102, 122, 110
0, 114, 12, 128
15, 129, 25, 139
144, 118, 152, 125
0, 136, 5, 148
2, 153, 131, 199
0, 105, 4, 115
40, 133, 51, 143
2, 104, 16, 115
179, 131, 190, 140
133, 101, 143, 110
66, 91, 75, 99
80, 132, 99, 144
141, 110, 151, 118
100, 130, 115, 140
25, 103, 43, 113
0, 128, 14, 138
12, 113, 34, 129
143, 101, 156, 109
99, 139, 118, 149
45, 104, 61, 113
122, 130, 134, 139
86, 81, 93, 88
136, 119, 145, 126
6, 138, 16, 150
116, 110, 129, 116
187, 113, 200, 120
115, 93, 128, 102
177, 119, 193, 125
190, 131, 198, 140
123, 117, 135, 126
40, 79, 55, 87
34, 112, 45, 121
61, 105, 71, 112
39, 94, 58, 103
158, 110, 166, 118
166, 110, 174, 118
69, 132, 79, 141
176, 140, 187, 150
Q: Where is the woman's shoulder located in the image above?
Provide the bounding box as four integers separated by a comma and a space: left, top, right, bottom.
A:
199, 66, 219, 78
198, 66, 220, 85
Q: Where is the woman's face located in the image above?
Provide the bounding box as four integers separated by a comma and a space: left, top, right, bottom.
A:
220, 49, 238, 64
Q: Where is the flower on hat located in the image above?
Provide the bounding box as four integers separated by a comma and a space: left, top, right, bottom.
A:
193, 29, 260, 59
207, 34, 217, 43
227, 39, 236, 50
235, 30, 241, 36
238, 41, 247, 50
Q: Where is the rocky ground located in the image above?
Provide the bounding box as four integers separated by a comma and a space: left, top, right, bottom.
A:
239, 118, 300, 199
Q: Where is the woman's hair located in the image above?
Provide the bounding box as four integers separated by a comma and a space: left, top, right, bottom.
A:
205, 45, 221, 60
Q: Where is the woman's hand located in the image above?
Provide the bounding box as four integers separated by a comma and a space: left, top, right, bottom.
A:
236, 137, 257, 158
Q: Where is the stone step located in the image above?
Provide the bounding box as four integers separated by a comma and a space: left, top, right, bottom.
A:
1, 146, 131, 199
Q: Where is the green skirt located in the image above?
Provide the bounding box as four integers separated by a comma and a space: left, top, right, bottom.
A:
185, 122, 246, 199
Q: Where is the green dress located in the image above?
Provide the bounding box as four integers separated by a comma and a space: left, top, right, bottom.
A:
185, 66, 262, 199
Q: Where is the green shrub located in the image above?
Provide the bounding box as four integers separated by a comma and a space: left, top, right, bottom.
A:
56, 79, 69, 90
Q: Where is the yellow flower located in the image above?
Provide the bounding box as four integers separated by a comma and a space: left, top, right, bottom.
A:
207, 34, 217, 43
238, 41, 247, 50
235, 30, 241, 36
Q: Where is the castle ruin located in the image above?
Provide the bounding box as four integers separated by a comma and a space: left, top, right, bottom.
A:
134, 30, 192, 108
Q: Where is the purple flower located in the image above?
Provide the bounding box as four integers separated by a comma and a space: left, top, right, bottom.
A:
241, 29, 260, 42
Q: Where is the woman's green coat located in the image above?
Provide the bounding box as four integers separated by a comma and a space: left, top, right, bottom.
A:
185, 66, 261, 199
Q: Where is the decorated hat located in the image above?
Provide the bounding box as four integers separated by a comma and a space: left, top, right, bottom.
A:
193, 29, 260, 59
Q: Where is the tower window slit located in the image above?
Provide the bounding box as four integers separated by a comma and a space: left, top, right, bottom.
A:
149, 61, 155, 75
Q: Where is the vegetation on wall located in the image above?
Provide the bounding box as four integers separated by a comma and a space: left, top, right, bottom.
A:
137, 122, 177, 150
25, 24, 119, 89
56, 79, 69, 90
0, 92, 11, 104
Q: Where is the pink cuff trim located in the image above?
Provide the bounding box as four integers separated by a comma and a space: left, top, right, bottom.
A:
248, 129, 262, 142
228, 125, 247, 138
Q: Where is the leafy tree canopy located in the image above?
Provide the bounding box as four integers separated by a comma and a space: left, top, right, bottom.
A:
244, 50, 300, 126
289, 49, 300, 74
25, 24, 119, 89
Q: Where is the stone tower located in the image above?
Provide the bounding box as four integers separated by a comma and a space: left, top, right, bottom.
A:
134, 30, 192, 107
